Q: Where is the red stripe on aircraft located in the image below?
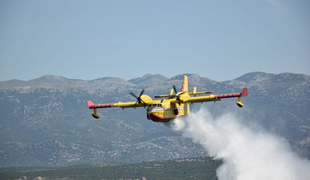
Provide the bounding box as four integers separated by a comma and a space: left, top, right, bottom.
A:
89, 103, 114, 109
149, 113, 175, 122
214, 93, 241, 99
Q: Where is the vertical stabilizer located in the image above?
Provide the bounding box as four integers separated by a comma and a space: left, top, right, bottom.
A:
181, 75, 188, 92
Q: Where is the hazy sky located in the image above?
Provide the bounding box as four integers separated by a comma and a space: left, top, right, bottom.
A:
0, 0, 309, 81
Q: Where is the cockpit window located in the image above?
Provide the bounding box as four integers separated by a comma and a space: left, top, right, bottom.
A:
148, 104, 162, 107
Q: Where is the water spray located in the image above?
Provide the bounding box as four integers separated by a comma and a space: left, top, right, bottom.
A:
170, 108, 310, 180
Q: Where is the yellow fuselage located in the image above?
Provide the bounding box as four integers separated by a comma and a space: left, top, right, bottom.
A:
146, 99, 190, 122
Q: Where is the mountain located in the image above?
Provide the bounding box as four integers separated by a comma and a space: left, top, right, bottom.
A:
0, 72, 309, 167
128, 74, 168, 87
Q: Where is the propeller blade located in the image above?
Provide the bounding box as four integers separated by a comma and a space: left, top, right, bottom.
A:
173, 85, 178, 94
130, 89, 146, 105
139, 89, 145, 97
168, 96, 175, 99
178, 91, 186, 96
130, 92, 139, 99
175, 91, 186, 102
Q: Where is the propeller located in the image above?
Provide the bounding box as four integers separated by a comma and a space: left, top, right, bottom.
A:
130, 89, 146, 105
170, 85, 186, 101
173, 85, 178, 95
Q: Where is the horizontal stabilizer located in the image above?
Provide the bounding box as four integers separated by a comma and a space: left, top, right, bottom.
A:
154, 91, 215, 98
188, 91, 214, 96
154, 94, 172, 98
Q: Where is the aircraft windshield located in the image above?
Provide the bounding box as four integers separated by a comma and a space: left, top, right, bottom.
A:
148, 104, 162, 107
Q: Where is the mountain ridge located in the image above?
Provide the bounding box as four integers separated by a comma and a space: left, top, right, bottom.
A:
2, 72, 308, 89
0, 72, 309, 167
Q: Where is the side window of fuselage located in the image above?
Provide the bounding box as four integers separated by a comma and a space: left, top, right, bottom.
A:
149, 104, 163, 108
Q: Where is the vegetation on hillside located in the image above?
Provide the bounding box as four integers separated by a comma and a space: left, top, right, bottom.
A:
0, 157, 221, 180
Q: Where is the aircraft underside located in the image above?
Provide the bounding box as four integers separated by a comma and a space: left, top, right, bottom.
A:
147, 113, 175, 122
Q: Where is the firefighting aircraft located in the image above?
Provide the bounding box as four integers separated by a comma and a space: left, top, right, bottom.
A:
88, 75, 248, 122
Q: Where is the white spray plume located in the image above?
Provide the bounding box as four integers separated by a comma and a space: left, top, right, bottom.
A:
170, 108, 310, 180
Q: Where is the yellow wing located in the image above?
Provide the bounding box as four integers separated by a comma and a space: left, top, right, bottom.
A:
87, 94, 155, 118
184, 88, 248, 107
88, 95, 154, 109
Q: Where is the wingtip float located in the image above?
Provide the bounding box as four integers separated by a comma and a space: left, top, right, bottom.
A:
88, 75, 248, 123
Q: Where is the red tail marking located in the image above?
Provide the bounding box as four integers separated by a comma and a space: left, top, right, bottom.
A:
181, 75, 188, 92
88, 101, 95, 108
241, 88, 248, 97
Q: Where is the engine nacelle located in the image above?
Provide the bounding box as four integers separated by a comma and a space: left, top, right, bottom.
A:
140, 95, 153, 104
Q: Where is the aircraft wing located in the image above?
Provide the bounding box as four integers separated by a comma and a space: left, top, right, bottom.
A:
88, 100, 149, 109
87, 100, 152, 119
185, 88, 248, 107
88, 89, 155, 119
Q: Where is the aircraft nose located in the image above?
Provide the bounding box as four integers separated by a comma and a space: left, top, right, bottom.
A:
146, 106, 154, 120
147, 109, 152, 120
147, 106, 152, 111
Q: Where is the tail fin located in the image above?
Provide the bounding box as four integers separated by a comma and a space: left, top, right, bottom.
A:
181, 75, 188, 92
